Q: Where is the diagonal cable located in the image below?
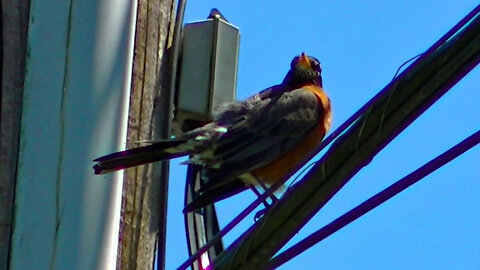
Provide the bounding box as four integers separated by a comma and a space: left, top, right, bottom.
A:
267, 128, 480, 269
212, 5, 480, 269
177, 4, 480, 270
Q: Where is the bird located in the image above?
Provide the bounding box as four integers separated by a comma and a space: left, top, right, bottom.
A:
207, 8, 229, 22
93, 53, 331, 212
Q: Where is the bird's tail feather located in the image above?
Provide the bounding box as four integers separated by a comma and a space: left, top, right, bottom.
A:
93, 139, 188, 174
183, 179, 247, 213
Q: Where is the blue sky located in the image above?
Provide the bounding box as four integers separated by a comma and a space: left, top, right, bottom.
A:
165, 2, 480, 269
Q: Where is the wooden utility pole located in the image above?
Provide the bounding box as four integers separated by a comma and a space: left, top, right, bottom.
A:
0, 1, 31, 269
116, 0, 178, 269
0, 0, 179, 269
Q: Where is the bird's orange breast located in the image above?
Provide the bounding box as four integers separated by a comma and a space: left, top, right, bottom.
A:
252, 85, 331, 184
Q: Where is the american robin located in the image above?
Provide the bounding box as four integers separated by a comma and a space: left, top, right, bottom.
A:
93, 53, 331, 212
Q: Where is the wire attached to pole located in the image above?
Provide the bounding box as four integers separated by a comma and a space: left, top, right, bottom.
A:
177, 4, 480, 269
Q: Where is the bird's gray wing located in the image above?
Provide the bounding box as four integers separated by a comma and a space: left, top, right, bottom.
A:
202, 87, 323, 182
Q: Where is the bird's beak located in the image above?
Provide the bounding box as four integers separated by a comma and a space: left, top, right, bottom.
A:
298, 53, 312, 68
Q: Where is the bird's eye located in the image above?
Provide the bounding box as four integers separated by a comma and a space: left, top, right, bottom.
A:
311, 61, 321, 72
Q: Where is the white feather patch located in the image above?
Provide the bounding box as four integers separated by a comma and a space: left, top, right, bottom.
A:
214, 126, 228, 133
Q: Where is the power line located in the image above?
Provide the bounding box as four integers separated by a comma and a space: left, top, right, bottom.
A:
212, 4, 480, 268
178, 4, 480, 269
267, 128, 480, 269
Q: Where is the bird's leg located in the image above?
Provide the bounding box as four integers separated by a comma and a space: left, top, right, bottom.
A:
250, 186, 270, 209
248, 177, 281, 221
251, 181, 281, 222
250, 186, 270, 222
249, 179, 279, 211
255, 180, 279, 205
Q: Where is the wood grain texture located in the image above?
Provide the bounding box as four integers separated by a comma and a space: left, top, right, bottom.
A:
0, 0, 30, 269
116, 0, 175, 269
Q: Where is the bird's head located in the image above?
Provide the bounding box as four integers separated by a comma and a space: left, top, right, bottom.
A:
283, 53, 322, 88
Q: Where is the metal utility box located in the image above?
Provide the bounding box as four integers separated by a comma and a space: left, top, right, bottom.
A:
174, 15, 239, 135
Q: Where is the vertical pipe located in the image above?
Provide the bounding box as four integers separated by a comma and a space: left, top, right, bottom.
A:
9, 0, 137, 269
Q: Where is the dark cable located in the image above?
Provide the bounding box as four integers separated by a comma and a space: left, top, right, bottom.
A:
267, 129, 480, 269
392, 53, 423, 80
177, 3, 480, 269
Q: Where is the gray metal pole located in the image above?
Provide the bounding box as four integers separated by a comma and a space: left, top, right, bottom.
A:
9, 0, 137, 268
